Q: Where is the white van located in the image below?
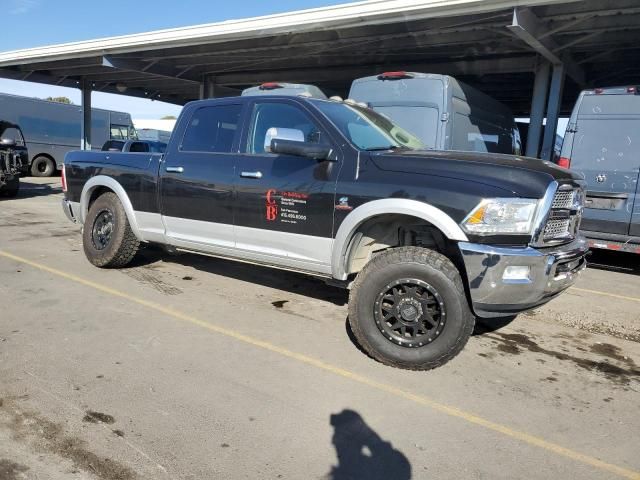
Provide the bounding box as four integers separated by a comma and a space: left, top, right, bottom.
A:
348, 72, 521, 155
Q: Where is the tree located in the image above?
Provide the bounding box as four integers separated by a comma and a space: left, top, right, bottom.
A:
160, 115, 177, 120
45, 96, 73, 104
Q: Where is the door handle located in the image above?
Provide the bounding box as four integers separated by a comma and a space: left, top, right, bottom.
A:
240, 171, 263, 179
166, 166, 184, 173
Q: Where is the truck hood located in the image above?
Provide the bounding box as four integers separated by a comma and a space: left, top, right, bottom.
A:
370, 149, 585, 198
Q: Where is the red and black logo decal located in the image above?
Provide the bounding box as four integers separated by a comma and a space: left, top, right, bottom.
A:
266, 189, 278, 221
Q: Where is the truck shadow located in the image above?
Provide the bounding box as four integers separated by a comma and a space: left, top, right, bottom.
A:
473, 316, 519, 336
133, 246, 349, 306
15, 180, 63, 198
327, 409, 412, 480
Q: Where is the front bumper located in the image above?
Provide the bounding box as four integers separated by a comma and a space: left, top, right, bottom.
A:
459, 236, 588, 318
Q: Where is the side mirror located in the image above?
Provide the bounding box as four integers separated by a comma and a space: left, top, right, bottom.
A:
271, 139, 333, 161
264, 127, 304, 152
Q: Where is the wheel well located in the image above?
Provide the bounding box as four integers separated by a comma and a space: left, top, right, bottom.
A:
344, 214, 457, 275
87, 186, 113, 210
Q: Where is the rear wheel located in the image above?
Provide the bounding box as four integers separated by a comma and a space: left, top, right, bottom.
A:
0, 178, 19, 198
30, 156, 55, 177
83, 192, 140, 268
348, 246, 475, 370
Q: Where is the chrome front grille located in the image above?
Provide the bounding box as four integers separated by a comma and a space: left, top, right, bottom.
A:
551, 190, 574, 209
537, 186, 584, 245
544, 218, 571, 240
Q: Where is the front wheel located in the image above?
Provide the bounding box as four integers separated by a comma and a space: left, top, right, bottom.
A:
348, 247, 475, 370
83, 192, 140, 268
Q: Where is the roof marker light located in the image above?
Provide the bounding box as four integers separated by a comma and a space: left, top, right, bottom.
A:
260, 82, 284, 90
378, 71, 413, 80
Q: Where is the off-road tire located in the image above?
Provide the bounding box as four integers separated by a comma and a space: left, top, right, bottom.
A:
0, 178, 19, 198
30, 156, 55, 177
83, 192, 139, 268
348, 247, 475, 370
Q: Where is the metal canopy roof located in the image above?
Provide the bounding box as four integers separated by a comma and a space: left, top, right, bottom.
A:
1, 0, 639, 115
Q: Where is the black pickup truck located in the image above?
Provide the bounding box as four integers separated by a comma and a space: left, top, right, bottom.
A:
62, 96, 588, 370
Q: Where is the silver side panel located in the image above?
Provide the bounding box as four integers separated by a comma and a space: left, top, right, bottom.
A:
163, 216, 234, 249
332, 199, 469, 280
136, 211, 166, 243
163, 216, 332, 275
235, 224, 332, 265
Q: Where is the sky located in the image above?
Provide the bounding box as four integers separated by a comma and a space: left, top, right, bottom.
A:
1, 0, 345, 119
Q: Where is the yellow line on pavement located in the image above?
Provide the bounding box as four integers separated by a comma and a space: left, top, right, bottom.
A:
572, 287, 640, 304
1, 249, 638, 480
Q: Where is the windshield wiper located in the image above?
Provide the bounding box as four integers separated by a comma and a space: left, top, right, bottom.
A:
364, 145, 403, 152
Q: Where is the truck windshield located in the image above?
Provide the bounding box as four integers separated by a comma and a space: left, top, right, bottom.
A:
315, 101, 425, 151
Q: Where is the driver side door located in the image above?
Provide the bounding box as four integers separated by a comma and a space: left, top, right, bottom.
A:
234, 99, 339, 273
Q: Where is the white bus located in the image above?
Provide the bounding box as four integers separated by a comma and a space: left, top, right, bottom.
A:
0, 93, 136, 176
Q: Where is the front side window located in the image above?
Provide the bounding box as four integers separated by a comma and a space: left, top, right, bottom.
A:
315, 101, 424, 151
181, 104, 242, 153
246, 103, 321, 154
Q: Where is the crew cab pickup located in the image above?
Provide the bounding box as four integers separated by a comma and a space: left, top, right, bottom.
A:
62, 96, 588, 370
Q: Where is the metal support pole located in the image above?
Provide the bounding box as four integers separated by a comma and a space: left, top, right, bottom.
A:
540, 64, 565, 161
199, 75, 216, 99
526, 61, 550, 158
80, 79, 92, 150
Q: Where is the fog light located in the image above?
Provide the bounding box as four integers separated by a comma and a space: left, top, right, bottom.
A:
503, 266, 531, 282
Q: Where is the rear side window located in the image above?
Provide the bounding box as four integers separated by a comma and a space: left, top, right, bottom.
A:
181, 104, 242, 153
101, 140, 125, 151
129, 142, 149, 153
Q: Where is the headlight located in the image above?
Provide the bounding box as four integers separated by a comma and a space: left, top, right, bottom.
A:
462, 198, 539, 235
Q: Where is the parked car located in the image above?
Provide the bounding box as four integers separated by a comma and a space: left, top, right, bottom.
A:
559, 86, 640, 254
0, 92, 136, 177
101, 140, 167, 153
62, 95, 587, 370
0, 121, 27, 198
349, 72, 522, 155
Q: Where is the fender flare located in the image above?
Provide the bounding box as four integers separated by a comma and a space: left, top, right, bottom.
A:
79, 175, 144, 241
331, 199, 468, 280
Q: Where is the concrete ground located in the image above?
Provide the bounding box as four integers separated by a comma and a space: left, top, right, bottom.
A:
0, 177, 638, 480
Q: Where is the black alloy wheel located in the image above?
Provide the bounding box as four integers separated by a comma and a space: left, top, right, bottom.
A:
91, 209, 115, 250
374, 278, 446, 348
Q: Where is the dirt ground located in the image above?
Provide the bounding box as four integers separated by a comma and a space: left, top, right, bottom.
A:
0, 177, 638, 480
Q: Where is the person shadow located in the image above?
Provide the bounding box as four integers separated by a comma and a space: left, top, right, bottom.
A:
327, 409, 412, 480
